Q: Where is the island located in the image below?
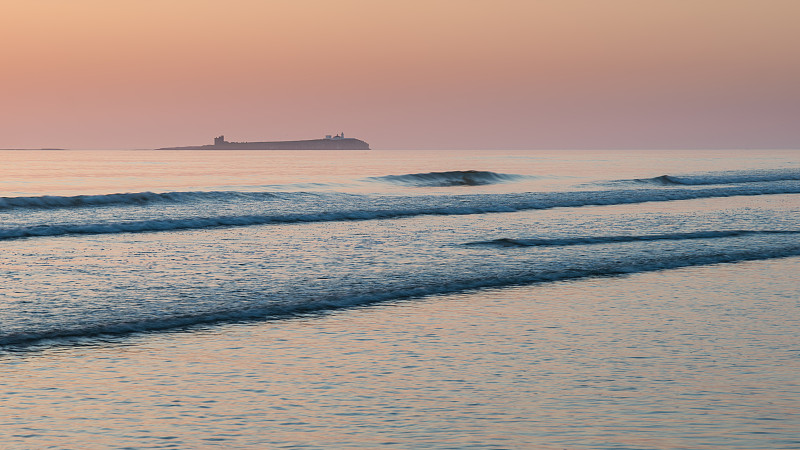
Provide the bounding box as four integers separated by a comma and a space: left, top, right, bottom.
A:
158, 133, 370, 150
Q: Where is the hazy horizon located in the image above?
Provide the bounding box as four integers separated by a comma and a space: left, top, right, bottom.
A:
3, 0, 799, 150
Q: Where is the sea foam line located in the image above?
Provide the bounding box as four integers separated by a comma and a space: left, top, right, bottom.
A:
2, 183, 800, 240
3, 242, 800, 348
3, 168, 799, 212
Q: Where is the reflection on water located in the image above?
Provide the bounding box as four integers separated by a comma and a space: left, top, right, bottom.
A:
3, 257, 799, 449
2, 149, 799, 448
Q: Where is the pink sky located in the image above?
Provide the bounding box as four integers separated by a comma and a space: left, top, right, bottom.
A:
2, 0, 799, 149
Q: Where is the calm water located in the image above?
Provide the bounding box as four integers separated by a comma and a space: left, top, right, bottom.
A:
1, 149, 799, 448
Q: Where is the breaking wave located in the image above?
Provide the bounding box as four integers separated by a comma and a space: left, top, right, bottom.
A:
371, 170, 524, 187
0, 190, 289, 210
0, 191, 180, 209
3, 183, 800, 241
466, 230, 800, 248
633, 169, 800, 186
3, 241, 800, 348
4, 169, 798, 213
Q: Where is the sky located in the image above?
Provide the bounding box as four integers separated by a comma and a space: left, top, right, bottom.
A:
1, 0, 799, 150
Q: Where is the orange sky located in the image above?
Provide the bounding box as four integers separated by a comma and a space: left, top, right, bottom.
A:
2, 0, 799, 149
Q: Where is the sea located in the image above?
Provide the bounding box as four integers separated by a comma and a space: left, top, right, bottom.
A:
1, 148, 799, 449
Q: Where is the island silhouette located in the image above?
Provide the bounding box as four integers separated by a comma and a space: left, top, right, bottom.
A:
159, 133, 370, 150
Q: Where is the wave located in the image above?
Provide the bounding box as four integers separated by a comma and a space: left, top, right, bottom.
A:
370, 170, 524, 187
0, 190, 293, 210
3, 241, 800, 348
466, 230, 800, 248
633, 169, 800, 186
0, 191, 192, 209
3, 183, 800, 241
4, 170, 797, 212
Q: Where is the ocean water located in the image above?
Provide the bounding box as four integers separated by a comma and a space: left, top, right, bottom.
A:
1, 149, 799, 448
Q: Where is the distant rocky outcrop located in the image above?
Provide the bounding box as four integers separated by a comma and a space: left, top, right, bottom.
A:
159, 134, 370, 150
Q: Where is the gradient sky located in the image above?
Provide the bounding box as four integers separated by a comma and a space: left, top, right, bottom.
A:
2, 0, 799, 149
